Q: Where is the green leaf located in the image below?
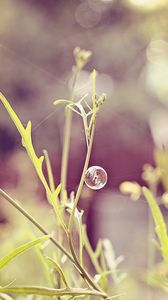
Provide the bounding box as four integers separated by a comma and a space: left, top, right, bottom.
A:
0, 93, 63, 224
53, 184, 62, 200
0, 93, 50, 195
0, 235, 50, 270
143, 187, 168, 263
45, 256, 69, 287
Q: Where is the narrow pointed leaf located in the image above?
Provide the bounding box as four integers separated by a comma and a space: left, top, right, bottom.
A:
0, 93, 50, 195
45, 256, 69, 287
0, 235, 50, 270
53, 183, 62, 200
143, 187, 168, 263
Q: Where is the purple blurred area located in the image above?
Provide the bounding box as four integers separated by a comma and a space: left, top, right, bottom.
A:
0, 0, 162, 191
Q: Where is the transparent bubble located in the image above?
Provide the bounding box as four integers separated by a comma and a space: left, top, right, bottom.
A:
85, 166, 107, 190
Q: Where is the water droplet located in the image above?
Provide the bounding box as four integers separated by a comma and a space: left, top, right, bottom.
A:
85, 166, 107, 190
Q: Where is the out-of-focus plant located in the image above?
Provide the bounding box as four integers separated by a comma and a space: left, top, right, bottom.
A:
0, 48, 124, 299
119, 153, 168, 298
142, 187, 168, 295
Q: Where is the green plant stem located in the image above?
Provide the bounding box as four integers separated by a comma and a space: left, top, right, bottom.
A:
68, 121, 95, 233
147, 184, 156, 300
60, 67, 79, 202
0, 286, 106, 298
60, 108, 72, 202
66, 122, 102, 293
82, 225, 102, 274
58, 67, 106, 295
43, 149, 55, 193
68, 234, 106, 296
147, 210, 155, 300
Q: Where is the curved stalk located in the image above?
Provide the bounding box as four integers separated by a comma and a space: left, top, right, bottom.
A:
43, 149, 55, 193
68, 122, 95, 233
60, 67, 80, 202
147, 184, 157, 300
68, 234, 106, 296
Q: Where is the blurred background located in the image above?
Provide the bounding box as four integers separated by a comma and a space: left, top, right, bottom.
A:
1, 0, 168, 299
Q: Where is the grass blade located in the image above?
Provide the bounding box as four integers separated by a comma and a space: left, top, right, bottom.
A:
45, 256, 69, 287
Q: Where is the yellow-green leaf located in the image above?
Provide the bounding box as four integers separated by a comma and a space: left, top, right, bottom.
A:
45, 256, 69, 287
0, 93, 50, 195
143, 187, 168, 263
0, 235, 49, 270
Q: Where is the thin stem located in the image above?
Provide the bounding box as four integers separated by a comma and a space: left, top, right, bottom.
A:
43, 149, 64, 298
100, 247, 108, 291
68, 122, 95, 233
60, 67, 79, 202
68, 234, 106, 296
92, 69, 97, 107
60, 109, 72, 202
43, 149, 55, 193
65, 119, 108, 297
0, 286, 106, 298
67, 123, 99, 292
147, 184, 157, 300
147, 209, 155, 300
82, 225, 102, 274
79, 226, 83, 267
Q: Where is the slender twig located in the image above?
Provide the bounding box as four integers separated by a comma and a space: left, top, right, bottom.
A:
65, 70, 103, 294
147, 184, 157, 300
43, 149, 55, 193
82, 225, 102, 274
60, 67, 79, 203
68, 122, 95, 233
43, 149, 63, 298
68, 234, 106, 295
0, 286, 106, 298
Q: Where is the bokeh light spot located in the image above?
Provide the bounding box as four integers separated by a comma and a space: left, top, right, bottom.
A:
75, 3, 101, 29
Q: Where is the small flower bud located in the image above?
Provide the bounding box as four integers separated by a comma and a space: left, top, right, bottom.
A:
119, 181, 141, 201
73, 47, 92, 69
